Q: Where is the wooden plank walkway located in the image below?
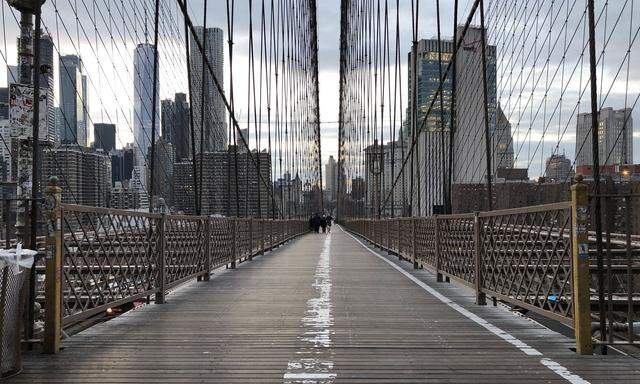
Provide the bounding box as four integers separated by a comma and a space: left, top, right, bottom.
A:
10, 225, 640, 383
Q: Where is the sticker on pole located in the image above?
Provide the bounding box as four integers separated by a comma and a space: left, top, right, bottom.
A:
578, 243, 589, 260
9, 83, 49, 141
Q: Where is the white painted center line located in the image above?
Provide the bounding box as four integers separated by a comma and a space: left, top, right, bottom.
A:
341, 226, 590, 384
284, 234, 336, 383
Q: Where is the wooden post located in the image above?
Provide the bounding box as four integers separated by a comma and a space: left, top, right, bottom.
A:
474, 212, 486, 305
203, 218, 211, 281
44, 177, 62, 354
435, 216, 443, 282
155, 214, 166, 304
230, 218, 237, 269
571, 174, 593, 355
412, 218, 418, 268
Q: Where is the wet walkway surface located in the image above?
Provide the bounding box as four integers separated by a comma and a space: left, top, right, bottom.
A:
11, 225, 640, 383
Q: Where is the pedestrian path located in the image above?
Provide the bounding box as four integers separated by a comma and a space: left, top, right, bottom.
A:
10, 225, 640, 383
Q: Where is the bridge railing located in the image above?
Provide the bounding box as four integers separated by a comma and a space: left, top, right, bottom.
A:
345, 180, 640, 353
40, 196, 307, 353
345, 201, 574, 323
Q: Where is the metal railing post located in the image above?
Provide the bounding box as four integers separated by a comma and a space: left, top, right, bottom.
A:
248, 218, 254, 261
397, 219, 401, 255
270, 220, 274, 250
230, 218, 237, 269
412, 218, 418, 268
474, 212, 486, 305
203, 217, 211, 281
155, 214, 166, 304
260, 219, 265, 254
435, 216, 443, 282
386, 220, 390, 250
571, 175, 593, 355
44, 178, 62, 354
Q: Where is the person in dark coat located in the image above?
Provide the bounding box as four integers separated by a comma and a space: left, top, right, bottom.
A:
312, 213, 321, 233
320, 215, 327, 233
326, 215, 333, 233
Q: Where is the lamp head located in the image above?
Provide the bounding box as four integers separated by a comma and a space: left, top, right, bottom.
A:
7, 0, 46, 13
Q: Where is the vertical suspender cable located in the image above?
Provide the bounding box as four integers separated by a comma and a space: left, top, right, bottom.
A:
149, 0, 161, 213
198, 0, 208, 215
479, 0, 492, 211
447, 0, 458, 214
587, 0, 606, 351
184, 0, 199, 215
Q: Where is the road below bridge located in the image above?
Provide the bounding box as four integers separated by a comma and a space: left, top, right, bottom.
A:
11, 226, 640, 383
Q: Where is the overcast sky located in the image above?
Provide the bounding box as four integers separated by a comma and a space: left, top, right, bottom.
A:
1, 0, 638, 180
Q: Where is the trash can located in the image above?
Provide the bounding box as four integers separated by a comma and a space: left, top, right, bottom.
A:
0, 246, 36, 378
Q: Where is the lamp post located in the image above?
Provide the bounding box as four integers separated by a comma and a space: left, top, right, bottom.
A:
369, 139, 383, 220
7, 0, 47, 345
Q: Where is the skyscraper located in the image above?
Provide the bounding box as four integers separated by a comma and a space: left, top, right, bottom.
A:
133, 43, 160, 166
131, 165, 149, 209
94, 123, 116, 153
325, 155, 337, 202
493, 105, 514, 170
39, 35, 56, 143
149, 137, 175, 206
575, 107, 633, 167
173, 93, 190, 160
190, 26, 226, 153
406, 38, 454, 215
453, 25, 497, 184
404, 27, 497, 215
59, 55, 87, 146
405, 39, 454, 142
161, 99, 176, 143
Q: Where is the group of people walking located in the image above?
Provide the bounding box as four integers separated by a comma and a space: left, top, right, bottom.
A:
309, 213, 333, 233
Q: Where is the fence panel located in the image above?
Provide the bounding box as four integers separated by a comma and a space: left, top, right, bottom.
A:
415, 218, 436, 267
439, 215, 476, 287
59, 205, 160, 324
164, 215, 208, 288
479, 203, 573, 323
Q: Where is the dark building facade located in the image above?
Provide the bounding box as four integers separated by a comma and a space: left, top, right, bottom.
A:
149, 138, 175, 206
0, 87, 8, 119
161, 93, 190, 161
94, 123, 116, 153
161, 99, 175, 143
173, 148, 272, 217
110, 143, 136, 185
42, 145, 111, 206
174, 93, 190, 160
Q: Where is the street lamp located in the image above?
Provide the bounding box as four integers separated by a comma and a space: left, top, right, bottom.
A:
369, 139, 383, 219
